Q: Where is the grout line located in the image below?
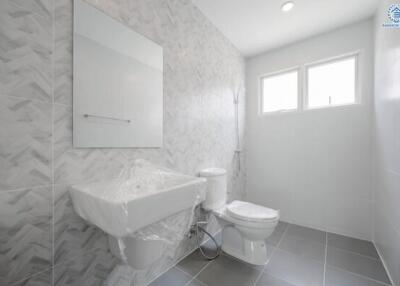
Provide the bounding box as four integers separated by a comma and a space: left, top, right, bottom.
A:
0, 92, 71, 110
145, 245, 201, 286
8, 1, 52, 20
0, 184, 53, 194
179, 233, 221, 285
328, 244, 384, 261
325, 229, 375, 243
173, 266, 196, 278
143, 262, 185, 286
253, 223, 290, 286
53, 101, 73, 108
52, 248, 92, 268
328, 265, 391, 286
1, 93, 53, 106
9, 268, 52, 286
183, 260, 213, 286
15, 249, 108, 286
287, 219, 373, 243
374, 242, 396, 286
51, 0, 55, 284
323, 232, 328, 286
179, 229, 222, 286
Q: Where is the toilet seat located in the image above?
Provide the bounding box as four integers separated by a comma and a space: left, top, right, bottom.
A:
226, 200, 279, 222
213, 201, 279, 229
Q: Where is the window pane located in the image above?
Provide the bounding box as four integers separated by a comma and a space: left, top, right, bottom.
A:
262, 71, 298, 113
307, 57, 356, 109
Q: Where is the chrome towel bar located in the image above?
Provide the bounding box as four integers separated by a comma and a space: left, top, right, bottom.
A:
83, 114, 131, 123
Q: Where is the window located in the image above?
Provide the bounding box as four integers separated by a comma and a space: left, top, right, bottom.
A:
259, 53, 360, 115
261, 70, 298, 113
306, 56, 357, 109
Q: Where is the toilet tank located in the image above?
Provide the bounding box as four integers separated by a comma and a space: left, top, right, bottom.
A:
199, 168, 227, 211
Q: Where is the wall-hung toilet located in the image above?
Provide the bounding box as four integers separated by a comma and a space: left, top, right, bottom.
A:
199, 168, 279, 265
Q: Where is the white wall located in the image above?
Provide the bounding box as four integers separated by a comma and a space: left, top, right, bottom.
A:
245, 20, 374, 240
373, 2, 400, 285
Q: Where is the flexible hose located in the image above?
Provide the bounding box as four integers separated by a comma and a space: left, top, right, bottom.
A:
196, 225, 221, 260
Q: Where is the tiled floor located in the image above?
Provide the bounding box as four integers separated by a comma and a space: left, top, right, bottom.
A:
149, 222, 392, 286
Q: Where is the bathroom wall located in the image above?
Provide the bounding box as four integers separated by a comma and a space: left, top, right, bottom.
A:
246, 20, 374, 240
0, 0, 245, 285
373, 1, 400, 285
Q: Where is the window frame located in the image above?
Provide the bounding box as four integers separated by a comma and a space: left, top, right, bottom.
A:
303, 52, 361, 110
259, 67, 301, 116
258, 51, 361, 117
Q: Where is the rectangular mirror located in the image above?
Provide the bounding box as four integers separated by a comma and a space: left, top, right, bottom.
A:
73, 0, 163, 148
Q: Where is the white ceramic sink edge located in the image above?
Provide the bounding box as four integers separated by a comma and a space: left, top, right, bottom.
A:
69, 175, 207, 238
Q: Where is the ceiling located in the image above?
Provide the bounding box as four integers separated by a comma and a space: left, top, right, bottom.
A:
191, 0, 380, 57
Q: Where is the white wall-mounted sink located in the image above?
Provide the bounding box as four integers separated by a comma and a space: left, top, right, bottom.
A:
69, 168, 207, 238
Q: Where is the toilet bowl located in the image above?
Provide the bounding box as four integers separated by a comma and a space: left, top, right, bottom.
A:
213, 200, 279, 265
199, 168, 279, 265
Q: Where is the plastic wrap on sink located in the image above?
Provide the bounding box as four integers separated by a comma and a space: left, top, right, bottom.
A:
86, 159, 194, 204
70, 159, 206, 272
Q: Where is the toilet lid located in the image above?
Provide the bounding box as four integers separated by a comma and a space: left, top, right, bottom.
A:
226, 201, 279, 222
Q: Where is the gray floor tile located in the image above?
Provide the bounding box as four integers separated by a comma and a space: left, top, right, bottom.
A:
327, 233, 379, 259
161, 224, 392, 286
177, 250, 210, 276
266, 221, 289, 246
278, 233, 326, 262
264, 249, 324, 286
196, 254, 263, 286
326, 246, 391, 284
149, 267, 193, 286
285, 224, 326, 244
187, 278, 208, 286
256, 273, 297, 286
325, 266, 390, 286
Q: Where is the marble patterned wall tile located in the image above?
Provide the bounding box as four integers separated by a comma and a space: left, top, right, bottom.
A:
54, 0, 73, 106
53, 248, 119, 286
0, 96, 52, 192
53, 104, 128, 186
1, 0, 245, 284
11, 0, 52, 20
53, 184, 109, 266
11, 270, 52, 286
0, 1, 52, 102
0, 187, 52, 285
50, 0, 245, 284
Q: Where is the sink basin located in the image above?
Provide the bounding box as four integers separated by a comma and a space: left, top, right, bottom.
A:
69, 169, 207, 238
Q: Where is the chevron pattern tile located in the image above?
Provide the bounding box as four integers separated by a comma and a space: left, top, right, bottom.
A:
10, 0, 52, 20
1, 0, 246, 284
54, 248, 119, 286
0, 187, 52, 285
55, 0, 246, 283
0, 1, 52, 102
0, 96, 52, 192
54, 0, 73, 106
53, 104, 129, 186
53, 184, 109, 266
12, 270, 52, 286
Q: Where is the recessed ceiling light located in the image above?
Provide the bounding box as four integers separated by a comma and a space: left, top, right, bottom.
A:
281, 1, 295, 12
